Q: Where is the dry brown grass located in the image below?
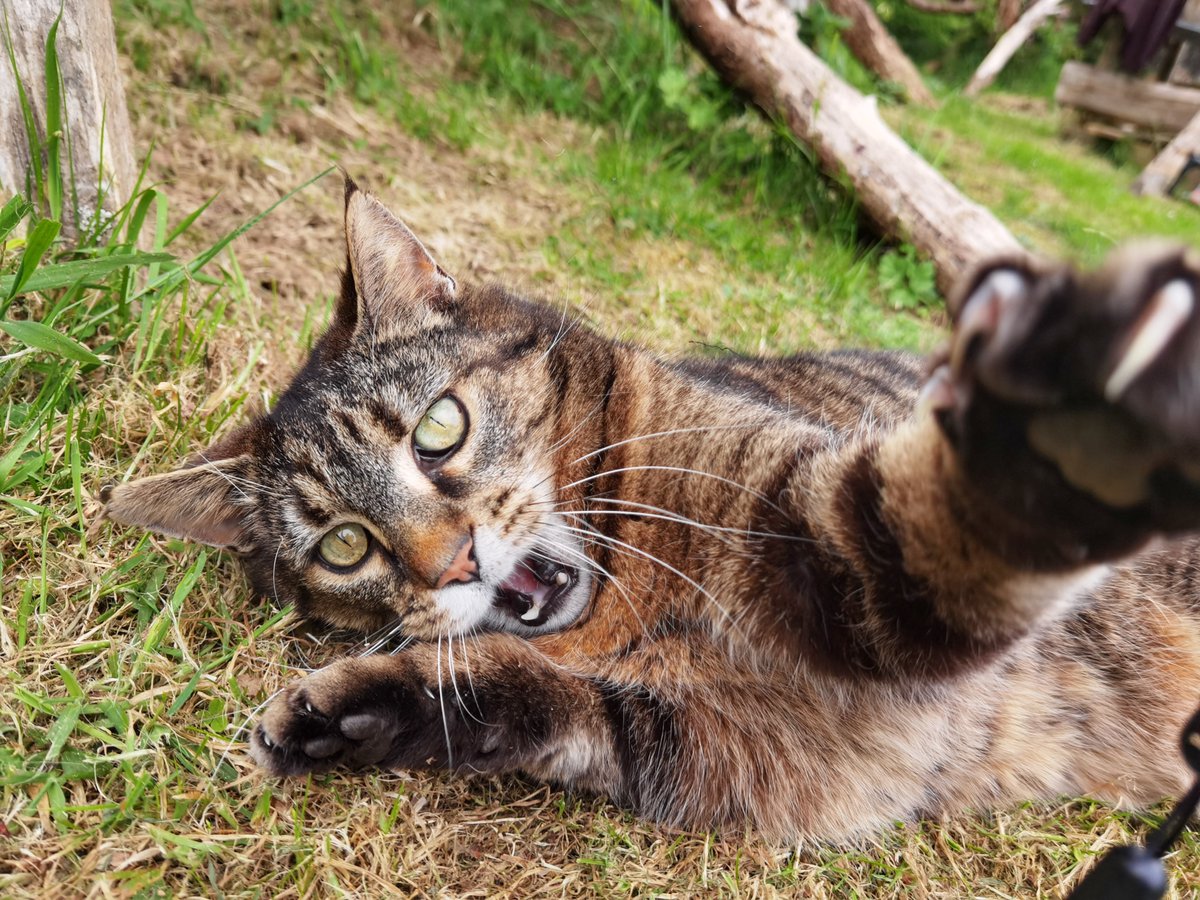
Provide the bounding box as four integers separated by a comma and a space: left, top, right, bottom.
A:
3, 1, 1200, 897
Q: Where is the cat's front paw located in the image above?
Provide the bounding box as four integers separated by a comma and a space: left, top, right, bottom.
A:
928, 243, 1200, 560
251, 657, 433, 776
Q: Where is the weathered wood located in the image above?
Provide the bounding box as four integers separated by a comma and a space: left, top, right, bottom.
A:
996, 0, 1023, 32
1056, 61, 1200, 133
823, 0, 936, 106
670, 0, 1022, 294
1131, 110, 1200, 197
0, 0, 136, 236
964, 0, 1063, 97
1169, 0, 1200, 88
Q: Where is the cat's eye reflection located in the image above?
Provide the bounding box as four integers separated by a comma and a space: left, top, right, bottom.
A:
319, 522, 369, 568
414, 395, 467, 457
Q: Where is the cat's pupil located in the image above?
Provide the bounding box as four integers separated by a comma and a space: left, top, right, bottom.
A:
319, 523, 368, 568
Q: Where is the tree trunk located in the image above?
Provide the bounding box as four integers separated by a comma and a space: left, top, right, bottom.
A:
0, 0, 136, 237
1131, 110, 1200, 197
823, 0, 937, 106
965, 0, 1063, 97
670, 0, 1022, 294
996, 0, 1023, 33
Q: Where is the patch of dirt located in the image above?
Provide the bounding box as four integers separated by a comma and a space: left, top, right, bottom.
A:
119, 3, 594, 386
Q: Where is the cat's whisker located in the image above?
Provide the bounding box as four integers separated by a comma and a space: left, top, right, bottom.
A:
436, 636, 454, 769
540, 494, 813, 544
557, 464, 787, 516
458, 626, 484, 716
359, 618, 407, 657
532, 537, 650, 637
567, 423, 764, 468
191, 450, 284, 502
387, 635, 416, 656
446, 632, 485, 726
562, 508, 743, 552
545, 390, 620, 455
559, 522, 749, 642
537, 299, 587, 365
212, 686, 286, 780
270, 539, 284, 609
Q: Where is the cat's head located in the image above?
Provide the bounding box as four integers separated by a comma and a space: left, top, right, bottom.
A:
103, 179, 600, 639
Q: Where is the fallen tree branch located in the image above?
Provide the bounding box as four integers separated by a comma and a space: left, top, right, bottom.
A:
964, 0, 1063, 97
670, 0, 1022, 293
906, 0, 981, 13
823, 0, 936, 106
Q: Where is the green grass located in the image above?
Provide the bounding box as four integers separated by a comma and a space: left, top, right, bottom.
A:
891, 96, 1200, 260
5, 0, 1200, 896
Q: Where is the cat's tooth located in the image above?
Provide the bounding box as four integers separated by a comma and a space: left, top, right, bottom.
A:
554, 571, 569, 586
520, 602, 543, 622
1105, 279, 1194, 401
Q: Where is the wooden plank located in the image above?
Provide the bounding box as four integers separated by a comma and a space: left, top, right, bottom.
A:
670, 0, 1021, 294
1056, 61, 1200, 132
1132, 110, 1200, 196
1169, 0, 1200, 87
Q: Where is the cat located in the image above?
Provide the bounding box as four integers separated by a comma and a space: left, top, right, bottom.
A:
102, 177, 1200, 841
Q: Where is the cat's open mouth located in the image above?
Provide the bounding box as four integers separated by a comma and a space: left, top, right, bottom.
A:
493, 555, 578, 627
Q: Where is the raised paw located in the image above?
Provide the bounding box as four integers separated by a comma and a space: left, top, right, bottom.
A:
926, 242, 1200, 561
250, 657, 434, 776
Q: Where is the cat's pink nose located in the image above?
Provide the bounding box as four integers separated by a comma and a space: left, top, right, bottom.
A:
436, 535, 478, 589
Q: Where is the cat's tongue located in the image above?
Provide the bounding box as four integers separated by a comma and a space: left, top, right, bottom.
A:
499, 562, 553, 622
501, 562, 544, 597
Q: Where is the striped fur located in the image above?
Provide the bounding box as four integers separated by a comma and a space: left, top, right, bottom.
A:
104, 185, 1200, 840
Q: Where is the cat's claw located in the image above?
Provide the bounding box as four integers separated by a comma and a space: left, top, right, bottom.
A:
936, 242, 1200, 557
250, 671, 409, 775
1103, 278, 1194, 402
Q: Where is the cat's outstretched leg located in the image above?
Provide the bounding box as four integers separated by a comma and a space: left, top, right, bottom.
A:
250, 636, 618, 787
246, 632, 999, 839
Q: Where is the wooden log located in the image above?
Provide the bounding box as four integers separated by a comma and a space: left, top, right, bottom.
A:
0, 0, 136, 237
1056, 61, 1200, 133
964, 0, 1063, 97
670, 0, 1022, 294
1131, 110, 1200, 197
822, 0, 936, 106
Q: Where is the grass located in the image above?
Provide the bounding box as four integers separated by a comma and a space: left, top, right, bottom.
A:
4, 0, 1200, 896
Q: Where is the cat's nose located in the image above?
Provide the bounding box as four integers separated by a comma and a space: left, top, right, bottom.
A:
435, 534, 479, 589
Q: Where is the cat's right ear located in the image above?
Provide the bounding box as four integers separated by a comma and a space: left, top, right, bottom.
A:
336, 176, 457, 337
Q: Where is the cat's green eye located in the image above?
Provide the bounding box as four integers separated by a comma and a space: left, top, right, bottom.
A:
413, 396, 466, 457
319, 523, 369, 568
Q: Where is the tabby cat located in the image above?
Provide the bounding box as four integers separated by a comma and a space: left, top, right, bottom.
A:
102, 179, 1200, 840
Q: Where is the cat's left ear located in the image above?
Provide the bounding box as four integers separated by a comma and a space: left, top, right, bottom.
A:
101, 423, 263, 553
341, 177, 457, 331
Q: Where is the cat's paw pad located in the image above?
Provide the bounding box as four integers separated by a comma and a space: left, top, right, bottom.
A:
935, 243, 1200, 537
250, 669, 408, 775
